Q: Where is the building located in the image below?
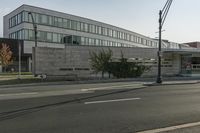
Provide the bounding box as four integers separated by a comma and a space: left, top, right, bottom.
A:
184, 42, 200, 49
3, 5, 200, 77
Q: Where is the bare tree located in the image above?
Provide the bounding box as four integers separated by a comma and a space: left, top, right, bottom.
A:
0, 43, 13, 72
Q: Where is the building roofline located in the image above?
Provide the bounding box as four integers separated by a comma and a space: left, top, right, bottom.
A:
163, 48, 200, 53
3, 4, 25, 18
182, 41, 200, 44
5, 4, 155, 41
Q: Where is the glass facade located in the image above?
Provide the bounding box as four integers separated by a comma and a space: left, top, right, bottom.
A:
9, 29, 138, 47
8, 11, 160, 48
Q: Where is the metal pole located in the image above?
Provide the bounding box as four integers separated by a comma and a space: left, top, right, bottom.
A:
34, 25, 37, 47
18, 41, 21, 79
156, 10, 162, 83
28, 12, 37, 76
156, 0, 173, 84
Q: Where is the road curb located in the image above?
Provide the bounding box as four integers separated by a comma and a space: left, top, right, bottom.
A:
144, 81, 200, 86
1, 78, 200, 89
0, 79, 148, 89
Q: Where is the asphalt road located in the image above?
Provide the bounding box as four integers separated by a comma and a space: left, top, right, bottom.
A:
0, 82, 200, 133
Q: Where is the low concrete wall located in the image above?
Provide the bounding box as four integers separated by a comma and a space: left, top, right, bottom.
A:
34, 46, 180, 78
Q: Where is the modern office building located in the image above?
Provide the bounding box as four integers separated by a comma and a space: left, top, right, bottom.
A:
4, 5, 182, 51
3, 4, 200, 77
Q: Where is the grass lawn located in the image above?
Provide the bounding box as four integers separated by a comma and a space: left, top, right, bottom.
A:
0, 73, 71, 85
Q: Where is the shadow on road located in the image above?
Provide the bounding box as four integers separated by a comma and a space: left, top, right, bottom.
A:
0, 86, 146, 121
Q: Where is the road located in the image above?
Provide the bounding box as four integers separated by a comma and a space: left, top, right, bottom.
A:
0, 82, 200, 133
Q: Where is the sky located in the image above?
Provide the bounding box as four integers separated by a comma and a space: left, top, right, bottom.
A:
0, 0, 200, 43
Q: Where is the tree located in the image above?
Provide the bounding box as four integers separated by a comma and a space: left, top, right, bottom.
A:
89, 49, 112, 78
109, 51, 151, 78
0, 43, 13, 72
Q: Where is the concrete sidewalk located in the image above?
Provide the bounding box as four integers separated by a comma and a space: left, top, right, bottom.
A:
144, 80, 200, 86
0, 77, 200, 88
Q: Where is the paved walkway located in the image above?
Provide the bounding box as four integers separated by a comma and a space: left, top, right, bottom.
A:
0, 77, 200, 88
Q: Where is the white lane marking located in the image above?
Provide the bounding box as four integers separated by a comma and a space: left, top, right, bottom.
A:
137, 121, 200, 133
0, 92, 38, 97
0, 90, 94, 100
82, 84, 143, 91
84, 98, 141, 105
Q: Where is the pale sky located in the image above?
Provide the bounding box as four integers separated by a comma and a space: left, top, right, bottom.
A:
0, 0, 200, 43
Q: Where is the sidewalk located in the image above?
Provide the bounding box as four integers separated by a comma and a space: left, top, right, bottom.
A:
145, 80, 200, 86
0, 77, 200, 88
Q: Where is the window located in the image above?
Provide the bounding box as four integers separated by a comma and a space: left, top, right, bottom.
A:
38, 31, 47, 42
113, 30, 117, 38
95, 26, 98, 34
95, 39, 100, 45
84, 37, 89, 45
63, 19, 68, 28
63, 19, 71, 29
48, 16, 53, 25
125, 33, 127, 40
58, 17, 63, 27
28, 30, 34, 40
53, 33, 58, 43
127, 34, 130, 41
103, 28, 107, 36
81, 37, 85, 45
35, 13, 40, 23
63, 35, 72, 44
138, 37, 142, 43
47, 32, 52, 42
24, 11, 29, 22
84, 23, 88, 32
122, 32, 124, 40
58, 34, 63, 43
89, 24, 95, 33
81, 22, 84, 31
102, 40, 108, 46
9, 19, 11, 28
119, 32, 122, 39
117, 31, 120, 38
28, 12, 34, 23
98, 26, 102, 34
89, 38, 92, 45
18, 30, 23, 39
24, 29, 29, 40
71, 20, 77, 30
108, 29, 112, 37
77, 21, 81, 31
41, 14, 48, 25
17, 13, 22, 24
54, 17, 58, 26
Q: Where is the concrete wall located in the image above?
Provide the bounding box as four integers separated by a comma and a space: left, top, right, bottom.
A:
34, 46, 181, 78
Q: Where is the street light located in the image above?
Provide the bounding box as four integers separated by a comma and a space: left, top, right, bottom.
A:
28, 12, 37, 76
18, 40, 21, 79
156, 0, 173, 84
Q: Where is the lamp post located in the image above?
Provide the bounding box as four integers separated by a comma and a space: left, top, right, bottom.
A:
28, 12, 37, 76
156, 0, 173, 84
18, 40, 21, 79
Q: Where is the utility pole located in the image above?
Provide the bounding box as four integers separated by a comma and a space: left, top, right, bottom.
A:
28, 12, 37, 76
18, 40, 21, 79
156, 0, 173, 84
